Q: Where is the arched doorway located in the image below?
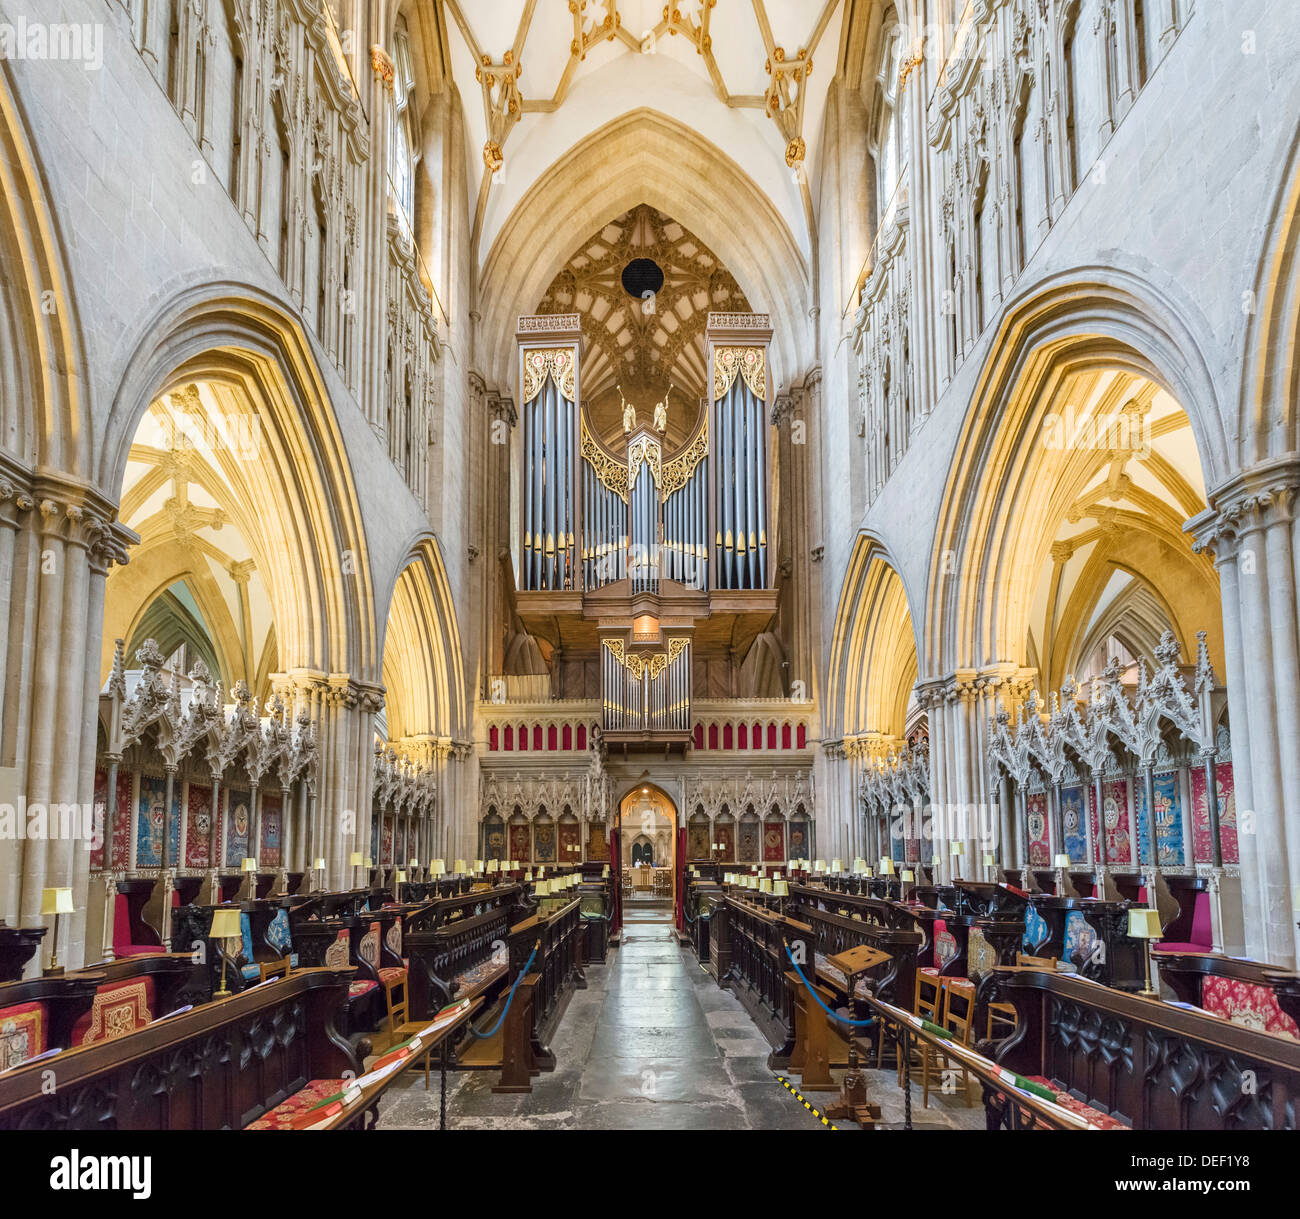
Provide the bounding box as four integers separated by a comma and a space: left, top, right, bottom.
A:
616, 784, 678, 926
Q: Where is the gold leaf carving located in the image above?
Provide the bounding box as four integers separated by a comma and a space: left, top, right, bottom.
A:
522, 348, 577, 404
661, 418, 708, 498
713, 347, 767, 402
581, 417, 628, 502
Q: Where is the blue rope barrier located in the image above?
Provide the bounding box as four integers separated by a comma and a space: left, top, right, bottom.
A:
465, 940, 540, 1041
783, 941, 877, 1028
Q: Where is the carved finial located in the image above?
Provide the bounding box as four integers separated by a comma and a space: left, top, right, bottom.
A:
1153, 630, 1182, 670
108, 638, 127, 699
136, 638, 166, 670
1194, 630, 1220, 694
232, 679, 251, 706
188, 658, 212, 687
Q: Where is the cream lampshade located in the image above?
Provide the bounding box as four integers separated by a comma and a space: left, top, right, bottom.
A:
864, 867, 874, 879
1054, 853, 1071, 869
209, 906, 243, 998
487, 859, 499, 873
313, 857, 326, 870
1129, 907, 1164, 996
363, 857, 373, 869
395, 869, 407, 884
853, 858, 868, 874
760, 878, 772, 894
431, 859, 446, 876
982, 852, 996, 867
831, 858, 843, 874
950, 841, 964, 856
349, 852, 363, 867
525, 870, 534, 882
474, 859, 484, 872
900, 869, 915, 882
40, 887, 74, 915
602, 865, 609, 878
773, 880, 789, 898
879, 858, 896, 876
242, 856, 258, 872
455, 860, 468, 874
40, 886, 74, 976
814, 859, 826, 873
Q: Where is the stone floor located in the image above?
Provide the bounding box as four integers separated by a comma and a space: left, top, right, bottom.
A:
376, 918, 983, 1131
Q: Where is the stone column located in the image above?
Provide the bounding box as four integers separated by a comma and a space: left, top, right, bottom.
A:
1190, 459, 1300, 966
3, 464, 131, 971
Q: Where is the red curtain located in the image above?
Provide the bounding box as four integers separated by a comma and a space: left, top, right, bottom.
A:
675, 827, 687, 931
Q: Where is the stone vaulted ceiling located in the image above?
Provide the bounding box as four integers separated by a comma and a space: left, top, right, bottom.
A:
535, 204, 750, 450
440, 0, 846, 261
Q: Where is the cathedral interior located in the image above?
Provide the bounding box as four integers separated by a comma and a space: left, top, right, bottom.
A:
2, 0, 1300, 1159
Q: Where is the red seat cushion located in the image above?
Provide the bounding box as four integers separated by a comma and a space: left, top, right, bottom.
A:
1024, 1076, 1129, 1130
245, 1079, 349, 1130
1202, 976, 1299, 1040
0, 1001, 46, 1070
69, 978, 155, 1046
348, 980, 378, 999
378, 967, 406, 985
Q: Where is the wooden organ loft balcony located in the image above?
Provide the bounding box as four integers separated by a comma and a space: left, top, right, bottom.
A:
502, 559, 780, 757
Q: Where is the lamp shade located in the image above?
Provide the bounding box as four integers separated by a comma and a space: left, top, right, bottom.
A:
760, 878, 772, 894
1053, 853, 1071, 869
773, 880, 789, 897
524, 871, 534, 882
487, 860, 499, 872
349, 852, 363, 867
241, 857, 258, 873
831, 858, 843, 873
395, 869, 407, 884
879, 858, 896, 876
864, 867, 874, 879
431, 860, 446, 876
950, 841, 964, 856
474, 859, 484, 871
982, 852, 996, 867
853, 858, 868, 874
602, 866, 609, 878
455, 860, 468, 873
209, 907, 242, 940
900, 869, 915, 882
814, 859, 826, 873
408, 858, 419, 869
40, 887, 74, 915
363, 857, 373, 869
509, 859, 518, 870
314, 857, 326, 870
1128, 908, 1164, 940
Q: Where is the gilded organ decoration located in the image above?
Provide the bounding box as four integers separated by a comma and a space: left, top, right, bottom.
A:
713, 347, 767, 402
522, 348, 577, 404
661, 418, 708, 497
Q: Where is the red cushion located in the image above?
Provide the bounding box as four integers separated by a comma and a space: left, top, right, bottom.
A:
70, 978, 155, 1046
1188, 891, 1212, 948
378, 967, 406, 985
245, 1079, 349, 1130
348, 980, 378, 999
113, 945, 166, 959
1025, 1076, 1129, 1130
1202, 976, 1299, 1040
1155, 941, 1207, 953
0, 1001, 46, 1070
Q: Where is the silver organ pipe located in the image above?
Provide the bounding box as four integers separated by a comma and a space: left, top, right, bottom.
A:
712, 370, 769, 590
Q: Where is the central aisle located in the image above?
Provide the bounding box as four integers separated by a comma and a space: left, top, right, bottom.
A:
379, 918, 820, 1130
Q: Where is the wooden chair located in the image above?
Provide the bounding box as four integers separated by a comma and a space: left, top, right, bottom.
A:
986, 1000, 1018, 1041
909, 977, 978, 1108
258, 955, 293, 983
1017, 951, 1057, 969
382, 968, 409, 1035
891, 969, 944, 1077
